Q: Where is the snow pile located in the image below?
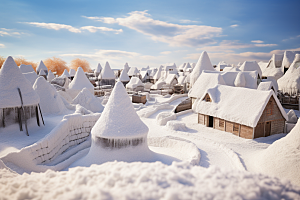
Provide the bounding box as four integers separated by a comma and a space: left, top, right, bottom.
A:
94, 63, 102, 76
287, 109, 298, 124
33, 77, 67, 115
278, 54, 300, 95
1, 162, 300, 199
61, 69, 70, 78
57, 90, 73, 103
144, 82, 153, 90
190, 51, 215, 87
19, 64, 34, 73
256, 119, 300, 186
99, 62, 115, 79
69, 69, 76, 77
68, 67, 94, 98
282, 50, 300, 70
166, 120, 187, 131
118, 69, 130, 82
22, 71, 38, 86
0, 56, 40, 108
126, 77, 143, 90
127, 66, 139, 77
72, 88, 104, 113
156, 111, 177, 126
47, 70, 55, 82
239, 61, 262, 79
36, 60, 48, 75
261, 55, 284, 80
234, 72, 246, 87
257, 81, 277, 95
138, 103, 173, 118
150, 79, 166, 90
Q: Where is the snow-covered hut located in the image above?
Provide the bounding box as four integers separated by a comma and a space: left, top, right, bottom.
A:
215, 61, 228, 71
190, 51, 215, 88
68, 67, 94, 99
282, 51, 300, 73
118, 69, 130, 86
127, 67, 140, 78
47, 70, 55, 82
19, 64, 35, 73
0, 56, 41, 132
239, 61, 262, 80
33, 76, 67, 115
98, 62, 115, 86
178, 63, 186, 72
94, 63, 102, 77
183, 62, 192, 73
194, 84, 287, 139
165, 74, 178, 87
72, 88, 104, 113
126, 77, 144, 92
80, 81, 150, 164
36, 60, 48, 76
69, 69, 76, 80
61, 69, 71, 79
277, 54, 300, 95
23, 71, 38, 86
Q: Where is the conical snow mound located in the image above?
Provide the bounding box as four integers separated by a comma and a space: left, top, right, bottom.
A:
190, 51, 214, 87
99, 62, 115, 79
72, 88, 104, 113
119, 69, 130, 82
61, 69, 70, 78
92, 81, 148, 139
36, 60, 48, 75
96, 63, 102, 73
47, 70, 55, 82
69, 67, 93, 90
0, 56, 40, 108
124, 62, 130, 73
33, 77, 66, 115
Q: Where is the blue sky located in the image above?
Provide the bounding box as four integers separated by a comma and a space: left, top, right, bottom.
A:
1, 0, 299, 69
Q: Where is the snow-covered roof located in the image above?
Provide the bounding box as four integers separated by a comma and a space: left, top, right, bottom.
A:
140, 70, 149, 79
92, 81, 148, 139
261, 55, 284, 80
193, 84, 287, 127
95, 63, 102, 73
23, 71, 38, 86
183, 62, 192, 71
99, 62, 115, 80
33, 76, 66, 115
278, 54, 300, 95
165, 74, 177, 85
123, 63, 130, 73
118, 69, 130, 82
47, 70, 55, 82
0, 56, 40, 108
215, 61, 228, 71
72, 88, 104, 113
127, 67, 139, 76
282, 51, 300, 69
61, 69, 70, 78
257, 81, 277, 95
69, 67, 94, 90
178, 76, 186, 85
69, 69, 76, 77
286, 109, 298, 123
190, 51, 215, 87
153, 66, 163, 80
178, 63, 186, 70
19, 64, 35, 73
126, 77, 144, 90
36, 60, 48, 73
239, 61, 262, 79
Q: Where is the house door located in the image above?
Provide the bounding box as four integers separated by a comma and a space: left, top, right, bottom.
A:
265, 121, 271, 137
209, 116, 214, 127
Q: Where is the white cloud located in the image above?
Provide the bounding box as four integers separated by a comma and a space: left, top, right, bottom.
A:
254, 43, 277, 47
0, 43, 5, 48
80, 26, 123, 34
251, 40, 264, 43
160, 51, 172, 55
179, 19, 200, 24
230, 24, 238, 28
84, 10, 222, 47
0, 28, 23, 37
24, 22, 82, 33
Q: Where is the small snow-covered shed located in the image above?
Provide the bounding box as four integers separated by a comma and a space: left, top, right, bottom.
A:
118, 69, 130, 86
126, 77, 144, 92
98, 62, 115, 86
0, 56, 41, 132
194, 84, 287, 139
47, 70, 55, 82
94, 63, 102, 77
68, 67, 94, 99
127, 67, 140, 78
36, 60, 48, 76
190, 51, 215, 87
19, 64, 35, 73
72, 88, 104, 113
239, 61, 262, 80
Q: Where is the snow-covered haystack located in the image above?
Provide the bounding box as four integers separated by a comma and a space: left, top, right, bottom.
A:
239, 61, 262, 79
74, 82, 154, 166
94, 63, 102, 77
118, 69, 130, 86
47, 70, 55, 82
127, 66, 139, 77
68, 67, 94, 99
23, 71, 38, 86
256, 119, 300, 186
126, 77, 144, 91
33, 77, 67, 115
190, 51, 215, 87
61, 69, 70, 78
36, 60, 48, 76
72, 88, 104, 113
278, 54, 300, 95
19, 64, 35, 73
98, 61, 115, 86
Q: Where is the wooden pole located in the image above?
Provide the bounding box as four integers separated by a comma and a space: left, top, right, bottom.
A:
17, 88, 29, 136
38, 104, 45, 126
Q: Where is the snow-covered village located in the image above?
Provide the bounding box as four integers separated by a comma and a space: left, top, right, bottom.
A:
1, 0, 300, 199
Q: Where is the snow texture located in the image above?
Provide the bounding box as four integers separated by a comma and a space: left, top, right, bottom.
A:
61, 69, 70, 78
190, 51, 215, 87
92, 81, 149, 139
19, 64, 34, 73
138, 103, 174, 118
278, 54, 300, 95
239, 61, 262, 79
126, 77, 143, 90
1, 162, 300, 199
99, 62, 115, 80
22, 71, 38, 86
193, 84, 288, 128
118, 69, 130, 82
47, 70, 55, 82
127, 66, 139, 77
156, 112, 176, 126
33, 77, 67, 115
72, 88, 104, 113
166, 120, 188, 131
256, 119, 300, 186
69, 67, 94, 97
0, 56, 40, 109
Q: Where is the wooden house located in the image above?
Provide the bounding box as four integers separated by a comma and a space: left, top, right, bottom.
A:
194, 84, 287, 139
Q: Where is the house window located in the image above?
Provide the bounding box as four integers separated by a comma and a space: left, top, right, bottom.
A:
233, 123, 239, 132
219, 119, 224, 127
266, 100, 273, 116
203, 94, 211, 102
